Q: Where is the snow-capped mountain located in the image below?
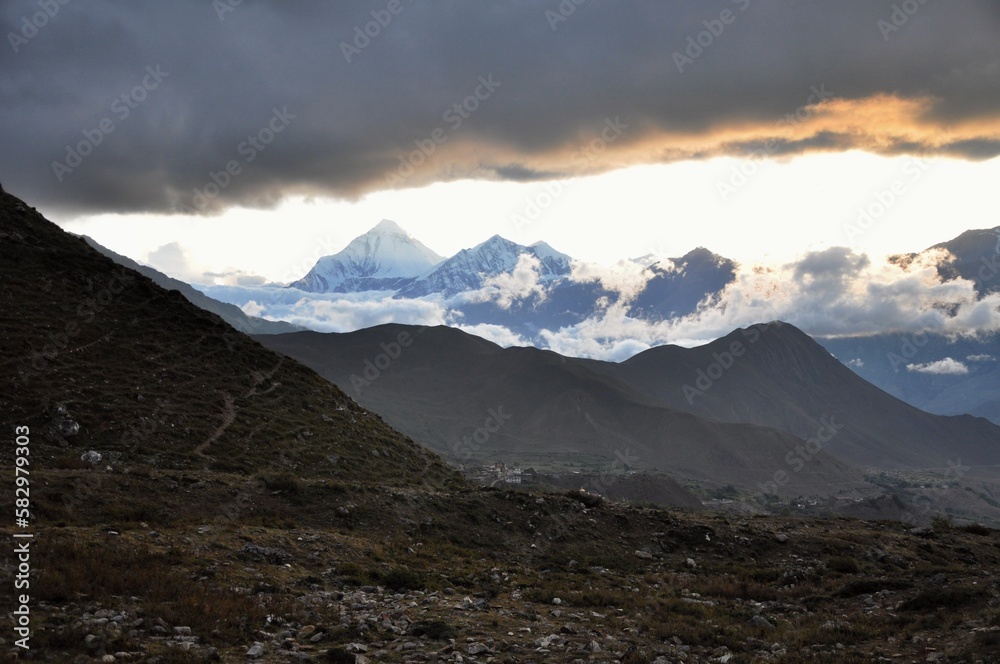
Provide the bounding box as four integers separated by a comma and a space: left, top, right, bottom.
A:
399, 235, 574, 298
290, 219, 443, 292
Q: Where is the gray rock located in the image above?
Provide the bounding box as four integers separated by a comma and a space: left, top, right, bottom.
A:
774, 533, 789, 543
750, 616, 775, 630
635, 550, 654, 560
241, 543, 293, 565
246, 641, 265, 658
466, 643, 490, 655
81, 450, 102, 465
173, 626, 192, 637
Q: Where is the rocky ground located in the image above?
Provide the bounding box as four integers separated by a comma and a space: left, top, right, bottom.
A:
4, 470, 1000, 663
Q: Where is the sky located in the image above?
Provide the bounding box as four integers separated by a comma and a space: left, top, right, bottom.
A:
3, 1, 1000, 352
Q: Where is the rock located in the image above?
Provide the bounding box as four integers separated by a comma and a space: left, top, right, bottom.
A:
241, 543, 293, 565
910, 526, 932, 537
774, 533, 789, 543
346, 643, 368, 653
81, 450, 102, 465
685, 558, 697, 569
466, 643, 490, 655
100, 656, 116, 663
552, 597, 562, 605
84, 634, 101, 649
635, 550, 654, 560
298, 625, 317, 638
246, 642, 265, 658
173, 626, 192, 637
750, 616, 775, 630
930, 573, 947, 585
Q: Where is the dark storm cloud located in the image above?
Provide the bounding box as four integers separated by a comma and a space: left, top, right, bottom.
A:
2, 0, 999, 215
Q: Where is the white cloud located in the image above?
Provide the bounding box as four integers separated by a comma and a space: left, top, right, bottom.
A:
479, 254, 546, 309
967, 354, 996, 362
847, 358, 864, 368
569, 259, 653, 304
454, 323, 529, 348
906, 358, 970, 375
197, 245, 1000, 361
198, 284, 448, 333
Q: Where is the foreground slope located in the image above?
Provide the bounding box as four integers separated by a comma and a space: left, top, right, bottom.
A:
0, 191, 456, 486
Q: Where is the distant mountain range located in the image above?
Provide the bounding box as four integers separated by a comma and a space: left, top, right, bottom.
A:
91, 217, 1000, 427
288, 219, 738, 336
256, 321, 1000, 507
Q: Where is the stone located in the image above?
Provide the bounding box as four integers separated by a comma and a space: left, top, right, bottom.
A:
635, 550, 654, 560
466, 643, 490, 655
246, 642, 265, 658
241, 543, 292, 565
685, 558, 697, 569
774, 533, 789, 543
750, 616, 775, 630
81, 450, 102, 465
173, 626, 192, 637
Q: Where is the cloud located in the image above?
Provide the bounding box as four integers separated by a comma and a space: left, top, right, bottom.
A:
199, 244, 1000, 361
906, 358, 971, 375
198, 285, 448, 333
454, 323, 529, 348
145, 242, 202, 283
847, 358, 864, 368
4, 1, 1000, 215
967, 354, 996, 362
570, 259, 652, 304
479, 253, 546, 309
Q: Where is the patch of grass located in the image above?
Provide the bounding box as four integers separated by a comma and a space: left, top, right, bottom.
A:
899, 585, 988, 611
962, 523, 995, 536
834, 578, 913, 598
259, 470, 302, 492
827, 556, 860, 574
380, 567, 425, 592
411, 619, 457, 640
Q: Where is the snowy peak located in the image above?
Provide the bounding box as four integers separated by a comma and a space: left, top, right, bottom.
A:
290, 220, 443, 293
400, 235, 574, 298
